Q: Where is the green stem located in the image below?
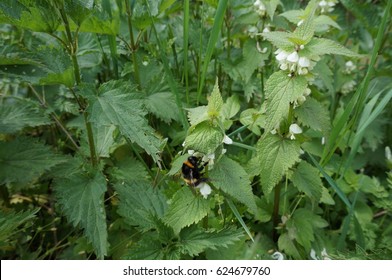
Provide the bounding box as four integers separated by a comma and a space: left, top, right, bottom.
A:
125, 0, 142, 90
58, 6, 98, 167
272, 183, 281, 242
183, 0, 190, 105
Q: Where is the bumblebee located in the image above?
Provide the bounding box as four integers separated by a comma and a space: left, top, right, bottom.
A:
181, 156, 208, 187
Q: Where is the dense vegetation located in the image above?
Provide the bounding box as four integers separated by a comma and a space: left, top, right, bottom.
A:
0, 0, 391, 260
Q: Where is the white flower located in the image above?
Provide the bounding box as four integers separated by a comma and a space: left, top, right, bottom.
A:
344, 60, 356, 73
202, 153, 215, 166
289, 123, 302, 140
310, 249, 318, 260
275, 49, 290, 62
286, 51, 299, 63
321, 248, 331, 260
385, 146, 392, 162
271, 251, 284, 260
196, 182, 212, 199
321, 137, 325, 145
341, 80, 357, 94
298, 57, 311, 68
187, 149, 195, 155
262, 26, 270, 33
297, 19, 304, 26
270, 128, 277, 135
223, 134, 233, 144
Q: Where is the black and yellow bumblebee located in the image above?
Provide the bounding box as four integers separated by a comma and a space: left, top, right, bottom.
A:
181, 156, 209, 187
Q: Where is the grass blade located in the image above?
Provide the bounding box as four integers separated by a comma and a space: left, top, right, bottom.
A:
197, 0, 228, 103
321, 0, 392, 166
226, 198, 254, 242
183, 0, 190, 105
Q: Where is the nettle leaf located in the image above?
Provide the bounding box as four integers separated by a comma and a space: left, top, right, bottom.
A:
278, 232, 301, 260
221, 95, 240, 120
290, 161, 323, 201
64, 0, 94, 26
55, 170, 108, 259
0, 98, 51, 133
124, 233, 164, 260
256, 133, 301, 195
0, 208, 39, 246
306, 38, 361, 57
265, 0, 281, 20
146, 91, 180, 124
164, 187, 210, 234
184, 121, 224, 155
115, 182, 167, 231
87, 81, 164, 163
234, 39, 265, 83
265, 71, 308, 132
0, 137, 66, 185
294, 97, 331, 132
261, 31, 294, 50
240, 108, 266, 136
287, 208, 328, 252
0, 0, 60, 32
207, 80, 223, 119
168, 154, 189, 176
187, 106, 208, 127
36, 46, 75, 87
108, 157, 150, 183
178, 225, 244, 257
210, 156, 257, 213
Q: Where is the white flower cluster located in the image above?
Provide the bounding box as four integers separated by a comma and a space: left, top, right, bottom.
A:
254, 0, 266, 16
275, 48, 316, 75
318, 0, 337, 13
344, 60, 356, 74
341, 80, 357, 94
294, 87, 311, 108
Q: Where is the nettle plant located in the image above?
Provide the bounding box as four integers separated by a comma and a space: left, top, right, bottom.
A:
1, 0, 392, 260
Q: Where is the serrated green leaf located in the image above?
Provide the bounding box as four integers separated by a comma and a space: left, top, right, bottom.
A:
210, 156, 257, 213
265, 0, 281, 20
64, 0, 94, 26
235, 39, 265, 83
184, 121, 224, 155
287, 208, 328, 252
320, 186, 335, 205
108, 157, 150, 183
146, 91, 180, 124
265, 71, 308, 131
178, 225, 244, 257
115, 181, 167, 231
124, 234, 165, 260
0, 208, 39, 246
221, 95, 240, 120
256, 133, 301, 194
294, 97, 331, 132
207, 80, 223, 118
0, 99, 51, 133
306, 38, 361, 57
239, 108, 265, 136
0, 0, 60, 32
314, 15, 341, 31
292, 5, 315, 45
87, 81, 164, 163
164, 187, 210, 234
291, 161, 323, 201
187, 106, 208, 127
0, 137, 66, 185
261, 31, 294, 50
278, 232, 301, 259
55, 170, 108, 259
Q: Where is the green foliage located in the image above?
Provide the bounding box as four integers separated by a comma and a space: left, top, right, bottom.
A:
1, 0, 391, 260
0, 137, 66, 185
55, 170, 108, 259
164, 187, 210, 234
254, 133, 301, 194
